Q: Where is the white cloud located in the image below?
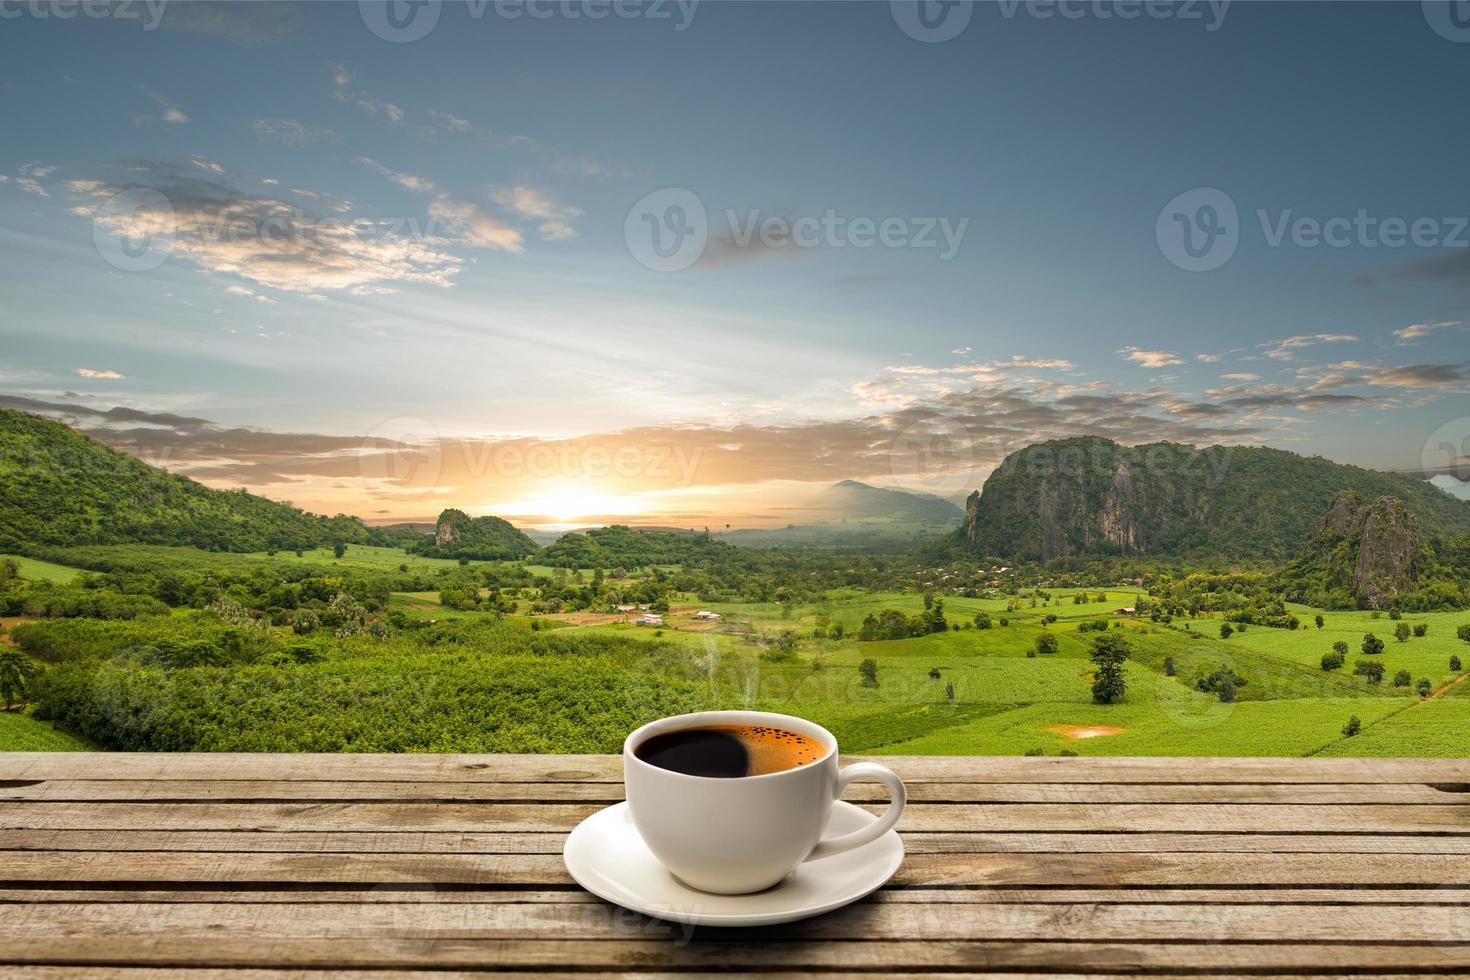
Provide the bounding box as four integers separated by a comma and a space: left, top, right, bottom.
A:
951, 346, 972, 356
77, 368, 124, 379
1221, 372, 1260, 382
253, 117, 336, 146
1119, 347, 1183, 368
1262, 333, 1357, 360
191, 157, 224, 175
1394, 320, 1464, 344
428, 195, 524, 252
69, 168, 466, 295
427, 108, 471, 132
359, 157, 436, 194
330, 64, 406, 125
492, 184, 582, 241
1195, 352, 1222, 363
140, 86, 188, 125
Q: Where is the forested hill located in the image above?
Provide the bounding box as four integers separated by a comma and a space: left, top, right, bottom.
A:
959, 436, 1470, 562
538, 525, 740, 568
0, 409, 371, 553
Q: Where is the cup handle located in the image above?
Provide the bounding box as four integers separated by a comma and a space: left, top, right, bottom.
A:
804, 762, 906, 862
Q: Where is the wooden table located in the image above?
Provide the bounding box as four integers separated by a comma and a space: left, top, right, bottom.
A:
1, 753, 1468, 978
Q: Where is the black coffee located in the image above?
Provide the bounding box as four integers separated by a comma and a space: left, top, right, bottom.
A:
634, 724, 825, 778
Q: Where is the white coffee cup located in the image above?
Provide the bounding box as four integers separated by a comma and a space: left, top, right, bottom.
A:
623, 709, 907, 894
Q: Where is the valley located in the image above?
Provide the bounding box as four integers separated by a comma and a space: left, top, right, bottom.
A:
1, 409, 1467, 757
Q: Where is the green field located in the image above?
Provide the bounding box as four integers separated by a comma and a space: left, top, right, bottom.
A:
0, 710, 91, 750
5, 542, 1468, 756
2, 554, 82, 583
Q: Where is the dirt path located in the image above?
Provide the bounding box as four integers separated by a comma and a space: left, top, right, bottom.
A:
0, 618, 36, 648
1425, 671, 1470, 701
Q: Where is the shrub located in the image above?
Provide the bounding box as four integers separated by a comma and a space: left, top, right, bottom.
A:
1413, 623, 1427, 637
1457, 624, 1470, 644
1314, 614, 1324, 629
1219, 623, 1234, 639
1354, 659, 1385, 684
858, 658, 878, 688
1389, 609, 1402, 621
1452, 655, 1463, 672
1394, 623, 1411, 643
1342, 716, 1361, 737
1033, 633, 1059, 656
928, 667, 941, 680
1416, 677, 1433, 698
1361, 633, 1384, 657
1163, 656, 1175, 677
1393, 669, 1411, 687
974, 611, 992, 629
1320, 650, 1344, 671
1024, 747, 1044, 756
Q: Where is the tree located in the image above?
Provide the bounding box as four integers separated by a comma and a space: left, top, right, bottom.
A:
1033, 633, 1059, 656
1416, 677, 1433, 698
1320, 649, 1344, 671
1342, 716, 1361, 737
1089, 632, 1131, 705
1219, 622, 1234, 639
859, 658, 878, 688
1457, 623, 1470, 644
1354, 659, 1385, 684
974, 611, 992, 630
1333, 640, 1349, 658
1314, 614, 1324, 629
333, 542, 347, 559
1413, 623, 1427, 637
1452, 655, 1463, 672
1394, 622, 1411, 643
0, 649, 40, 709
1163, 656, 1175, 677
1361, 633, 1384, 657
1392, 669, 1411, 687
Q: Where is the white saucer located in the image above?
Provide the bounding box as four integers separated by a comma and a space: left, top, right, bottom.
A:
562, 800, 903, 927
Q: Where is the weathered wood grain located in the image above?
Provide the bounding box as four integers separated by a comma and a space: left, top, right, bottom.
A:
4, 778, 1464, 804
2, 755, 1467, 977
6, 800, 1467, 833
5, 752, 1470, 783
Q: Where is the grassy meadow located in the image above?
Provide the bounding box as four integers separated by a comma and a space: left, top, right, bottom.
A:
2, 544, 1466, 756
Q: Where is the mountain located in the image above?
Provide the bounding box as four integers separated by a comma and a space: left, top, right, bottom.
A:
0, 408, 370, 554
823, 480, 964, 523
413, 508, 539, 561
1280, 492, 1467, 610
958, 436, 1470, 562
718, 481, 963, 550
1429, 473, 1470, 501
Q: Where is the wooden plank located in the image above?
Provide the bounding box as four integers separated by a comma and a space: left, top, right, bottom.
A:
5, 779, 1464, 804
6, 752, 1470, 784
2, 850, 1467, 887
5, 886, 1470, 906
3, 899, 1470, 943
9, 975, 1454, 980
10, 828, 1470, 855
6, 801, 1468, 833
2, 937, 1468, 971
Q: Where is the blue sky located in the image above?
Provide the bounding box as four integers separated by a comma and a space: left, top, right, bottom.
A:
1, 1, 1468, 525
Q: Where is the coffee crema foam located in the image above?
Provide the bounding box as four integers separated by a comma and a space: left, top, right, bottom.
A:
634, 723, 826, 778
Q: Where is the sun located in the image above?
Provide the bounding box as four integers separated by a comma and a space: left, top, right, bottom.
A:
494, 485, 650, 524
